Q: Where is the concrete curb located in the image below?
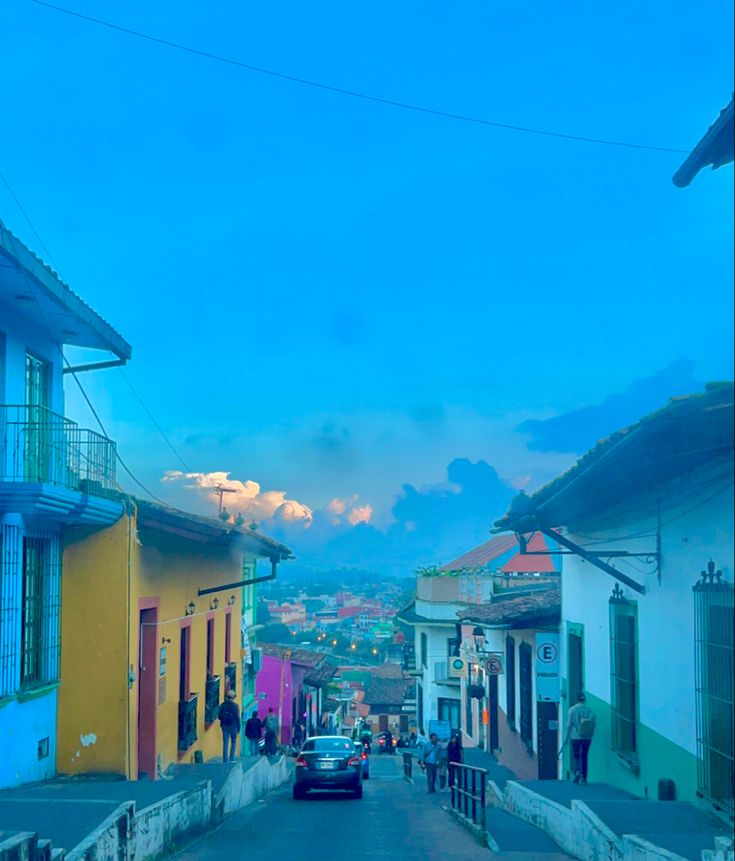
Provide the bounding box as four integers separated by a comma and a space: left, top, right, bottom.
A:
61, 755, 292, 861
444, 806, 491, 850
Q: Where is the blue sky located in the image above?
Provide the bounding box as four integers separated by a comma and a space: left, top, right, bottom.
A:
1, 0, 733, 570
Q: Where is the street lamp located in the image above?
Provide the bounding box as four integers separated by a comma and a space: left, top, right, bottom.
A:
472, 626, 486, 652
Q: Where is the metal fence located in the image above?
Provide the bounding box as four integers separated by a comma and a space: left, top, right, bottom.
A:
0, 404, 117, 497
403, 751, 413, 781
449, 762, 487, 835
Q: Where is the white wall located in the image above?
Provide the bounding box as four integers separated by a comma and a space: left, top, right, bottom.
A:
561, 478, 733, 755
415, 622, 460, 730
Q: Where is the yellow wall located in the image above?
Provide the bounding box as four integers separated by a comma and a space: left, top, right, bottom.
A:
59, 508, 244, 780
133, 528, 243, 775
58, 515, 134, 776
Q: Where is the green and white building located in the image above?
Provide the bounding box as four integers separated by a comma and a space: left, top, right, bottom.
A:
495, 384, 733, 823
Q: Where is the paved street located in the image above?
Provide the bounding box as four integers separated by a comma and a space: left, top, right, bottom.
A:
174, 754, 492, 861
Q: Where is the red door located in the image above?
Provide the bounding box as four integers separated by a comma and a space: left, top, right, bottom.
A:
138, 607, 158, 779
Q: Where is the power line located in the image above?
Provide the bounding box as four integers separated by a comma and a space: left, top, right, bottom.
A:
118, 368, 193, 473
31, 0, 689, 156
1, 171, 170, 505
0, 171, 61, 272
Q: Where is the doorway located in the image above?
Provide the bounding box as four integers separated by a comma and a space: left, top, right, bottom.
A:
568, 631, 584, 703
537, 701, 559, 779
138, 607, 158, 779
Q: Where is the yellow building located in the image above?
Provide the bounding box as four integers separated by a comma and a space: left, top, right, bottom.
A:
57, 499, 291, 780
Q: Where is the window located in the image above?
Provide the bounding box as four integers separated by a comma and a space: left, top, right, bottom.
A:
179, 624, 191, 701
206, 617, 215, 677
694, 568, 734, 817
505, 635, 516, 726
438, 696, 461, 731
519, 642, 533, 749
420, 632, 428, 668
21, 535, 60, 689
224, 611, 232, 665
568, 630, 584, 705
609, 591, 638, 761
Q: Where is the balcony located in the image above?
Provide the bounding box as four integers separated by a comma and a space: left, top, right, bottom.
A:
0, 405, 122, 524
205, 675, 221, 726
178, 695, 198, 751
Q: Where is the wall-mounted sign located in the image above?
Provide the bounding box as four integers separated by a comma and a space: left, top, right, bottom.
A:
535, 633, 560, 702
158, 677, 166, 705
159, 647, 167, 677
484, 653, 504, 675
448, 657, 468, 679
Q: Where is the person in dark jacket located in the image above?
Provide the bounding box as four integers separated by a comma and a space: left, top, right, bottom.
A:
218, 690, 241, 762
446, 732, 464, 789
244, 710, 263, 756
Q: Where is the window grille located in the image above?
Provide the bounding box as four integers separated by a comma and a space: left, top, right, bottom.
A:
20, 534, 61, 689
0, 524, 22, 696
519, 642, 533, 748
420, 632, 428, 668
505, 635, 516, 725
694, 562, 734, 818
609, 584, 638, 760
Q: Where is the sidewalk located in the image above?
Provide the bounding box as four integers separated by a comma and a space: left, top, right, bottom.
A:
0, 754, 266, 854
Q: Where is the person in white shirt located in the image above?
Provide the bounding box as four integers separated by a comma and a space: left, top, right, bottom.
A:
563, 693, 597, 784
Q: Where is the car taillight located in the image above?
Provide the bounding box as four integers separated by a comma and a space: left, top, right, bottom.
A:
391, 739, 397, 746
347, 756, 360, 766
361, 753, 368, 760
379, 738, 385, 745
295, 757, 307, 767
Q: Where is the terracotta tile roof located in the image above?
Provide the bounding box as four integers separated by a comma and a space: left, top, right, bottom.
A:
458, 583, 560, 628
497, 531, 557, 573
673, 96, 734, 187
259, 643, 324, 667
440, 532, 558, 573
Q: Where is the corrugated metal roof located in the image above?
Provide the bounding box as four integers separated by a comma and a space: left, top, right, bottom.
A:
440, 531, 559, 574
0, 219, 132, 359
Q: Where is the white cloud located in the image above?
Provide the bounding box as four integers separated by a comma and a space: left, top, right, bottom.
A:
162, 470, 314, 526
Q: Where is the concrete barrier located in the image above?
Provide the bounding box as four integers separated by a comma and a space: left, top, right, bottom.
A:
504, 780, 573, 850
0, 832, 38, 861
134, 782, 212, 861
622, 835, 690, 861
66, 802, 133, 861
216, 755, 291, 818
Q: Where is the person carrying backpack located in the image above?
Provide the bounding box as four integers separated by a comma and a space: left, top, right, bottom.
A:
564, 692, 596, 784
218, 690, 241, 763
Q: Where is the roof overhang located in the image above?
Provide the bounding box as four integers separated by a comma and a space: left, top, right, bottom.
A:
673, 97, 734, 188
0, 221, 132, 361
495, 385, 734, 534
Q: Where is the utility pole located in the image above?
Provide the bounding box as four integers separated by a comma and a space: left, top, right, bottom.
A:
214, 484, 237, 516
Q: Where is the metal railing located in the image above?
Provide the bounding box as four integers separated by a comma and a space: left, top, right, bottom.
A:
449, 762, 487, 835
178, 695, 198, 751
403, 751, 413, 781
0, 404, 117, 497
205, 675, 221, 725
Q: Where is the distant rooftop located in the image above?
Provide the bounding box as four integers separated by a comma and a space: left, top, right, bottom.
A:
440, 531, 560, 574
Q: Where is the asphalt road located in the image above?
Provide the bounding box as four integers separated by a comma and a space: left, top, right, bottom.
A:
174, 752, 492, 861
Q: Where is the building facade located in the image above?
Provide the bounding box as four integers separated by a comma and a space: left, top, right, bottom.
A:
57, 501, 290, 779
0, 222, 131, 788
495, 385, 734, 821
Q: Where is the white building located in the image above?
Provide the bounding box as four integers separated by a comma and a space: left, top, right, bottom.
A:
495, 384, 734, 822
397, 532, 559, 737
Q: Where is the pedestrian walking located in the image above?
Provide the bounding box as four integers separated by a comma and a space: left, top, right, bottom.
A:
244, 710, 263, 756
264, 707, 279, 756
293, 722, 304, 749
217, 690, 241, 763
416, 727, 427, 752
420, 732, 444, 793
446, 732, 464, 789
563, 692, 597, 784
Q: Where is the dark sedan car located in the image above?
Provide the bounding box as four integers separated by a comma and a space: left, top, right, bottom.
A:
293, 736, 364, 799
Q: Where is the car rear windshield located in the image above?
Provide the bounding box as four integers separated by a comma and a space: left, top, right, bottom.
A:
303, 738, 353, 752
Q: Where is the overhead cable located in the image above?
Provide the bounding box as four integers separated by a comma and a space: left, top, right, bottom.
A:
31, 0, 689, 155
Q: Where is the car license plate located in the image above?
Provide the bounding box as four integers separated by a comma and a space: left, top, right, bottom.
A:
317, 760, 336, 770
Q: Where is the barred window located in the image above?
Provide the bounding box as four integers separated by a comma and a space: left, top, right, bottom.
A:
20, 535, 61, 690
694, 564, 734, 818
1, 524, 22, 696
609, 588, 638, 761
